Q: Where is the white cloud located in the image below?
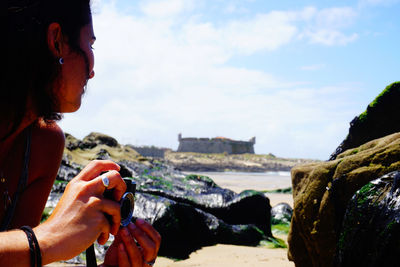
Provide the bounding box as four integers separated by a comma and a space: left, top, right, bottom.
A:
299, 7, 359, 45
305, 30, 358, 46
223, 12, 297, 54
60, 2, 364, 159
139, 0, 195, 17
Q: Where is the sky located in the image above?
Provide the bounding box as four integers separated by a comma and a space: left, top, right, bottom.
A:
59, 0, 400, 160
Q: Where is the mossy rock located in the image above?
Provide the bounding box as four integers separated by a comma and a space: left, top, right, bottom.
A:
288, 132, 400, 267
330, 81, 400, 160
335, 171, 400, 266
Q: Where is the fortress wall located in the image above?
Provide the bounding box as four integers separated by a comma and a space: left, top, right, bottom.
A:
177, 138, 254, 154
129, 145, 169, 158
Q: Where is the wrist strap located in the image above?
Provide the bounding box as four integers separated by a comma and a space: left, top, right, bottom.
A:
21, 226, 42, 267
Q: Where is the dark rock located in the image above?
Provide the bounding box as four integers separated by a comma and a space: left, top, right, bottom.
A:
95, 148, 112, 160
65, 133, 83, 150
82, 132, 119, 148
271, 203, 292, 225
123, 162, 272, 236
335, 171, 400, 267
135, 192, 265, 259
57, 154, 81, 181
330, 81, 400, 160
51, 136, 273, 260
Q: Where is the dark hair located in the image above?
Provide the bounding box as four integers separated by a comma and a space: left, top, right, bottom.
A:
2, 0, 92, 138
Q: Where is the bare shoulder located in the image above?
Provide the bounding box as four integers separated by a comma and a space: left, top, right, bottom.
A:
29, 119, 65, 180
33, 119, 65, 152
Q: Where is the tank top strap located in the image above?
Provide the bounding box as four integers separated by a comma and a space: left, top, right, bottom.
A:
0, 125, 32, 231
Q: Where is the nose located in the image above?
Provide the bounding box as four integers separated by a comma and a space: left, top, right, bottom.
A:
89, 70, 95, 79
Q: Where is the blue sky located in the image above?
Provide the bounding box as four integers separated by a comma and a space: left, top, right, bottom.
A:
60, 0, 400, 159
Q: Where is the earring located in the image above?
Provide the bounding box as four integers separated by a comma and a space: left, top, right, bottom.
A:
59, 58, 64, 65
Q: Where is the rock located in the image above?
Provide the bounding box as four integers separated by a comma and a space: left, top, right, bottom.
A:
126, 165, 272, 236
288, 132, 400, 267
135, 192, 266, 259
62, 133, 140, 166
53, 134, 273, 260
334, 171, 400, 266
57, 154, 80, 181
65, 133, 83, 150
271, 203, 292, 225
330, 81, 400, 160
82, 132, 119, 148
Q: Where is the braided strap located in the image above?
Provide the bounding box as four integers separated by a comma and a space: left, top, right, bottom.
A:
21, 226, 42, 267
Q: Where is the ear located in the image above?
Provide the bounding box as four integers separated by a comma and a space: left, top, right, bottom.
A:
47, 22, 64, 58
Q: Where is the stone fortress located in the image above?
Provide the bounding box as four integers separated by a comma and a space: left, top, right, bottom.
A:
177, 134, 255, 154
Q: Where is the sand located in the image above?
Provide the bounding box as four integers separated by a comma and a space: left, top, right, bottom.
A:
189, 171, 293, 207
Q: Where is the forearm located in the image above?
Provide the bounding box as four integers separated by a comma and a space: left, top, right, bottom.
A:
0, 224, 68, 266
0, 230, 32, 266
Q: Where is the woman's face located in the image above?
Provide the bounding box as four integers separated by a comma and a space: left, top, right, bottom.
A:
57, 22, 96, 113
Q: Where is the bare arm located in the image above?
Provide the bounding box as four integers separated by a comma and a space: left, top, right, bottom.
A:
0, 230, 33, 266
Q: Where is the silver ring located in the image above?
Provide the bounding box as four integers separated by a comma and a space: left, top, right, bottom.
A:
101, 176, 110, 188
145, 259, 155, 266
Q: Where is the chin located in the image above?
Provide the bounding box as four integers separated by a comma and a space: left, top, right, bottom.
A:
59, 102, 82, 113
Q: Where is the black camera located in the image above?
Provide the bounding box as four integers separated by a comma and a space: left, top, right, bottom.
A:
104, 178, 136, 227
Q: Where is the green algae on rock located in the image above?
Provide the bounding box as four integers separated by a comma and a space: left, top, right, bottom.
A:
335, 171, 400, 266
330, 81, 400, 160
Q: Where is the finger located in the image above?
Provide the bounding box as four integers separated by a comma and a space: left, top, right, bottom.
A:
135, 219, 161, 250
91, 171, 127, 201
128, 223, 157, 262
120, 227, 143, 267
76, 160, 120, 181
97, 231, 110, 245
118, 243, 131, 267
101, 198, 122, 235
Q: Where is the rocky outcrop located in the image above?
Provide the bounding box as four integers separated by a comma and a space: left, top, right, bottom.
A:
288, 132, 400, 267
330, 81, 400, 160
335, 171, 400, 266
54, 133, 274, 260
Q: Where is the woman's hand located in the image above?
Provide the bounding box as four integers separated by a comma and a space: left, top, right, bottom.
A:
102, 219, 161, 267
35, 160, 127, 264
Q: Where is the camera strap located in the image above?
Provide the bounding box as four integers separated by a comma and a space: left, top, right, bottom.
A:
86, 244, 97, 267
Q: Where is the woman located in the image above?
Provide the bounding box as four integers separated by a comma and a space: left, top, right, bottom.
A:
2, 0, 161, 266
